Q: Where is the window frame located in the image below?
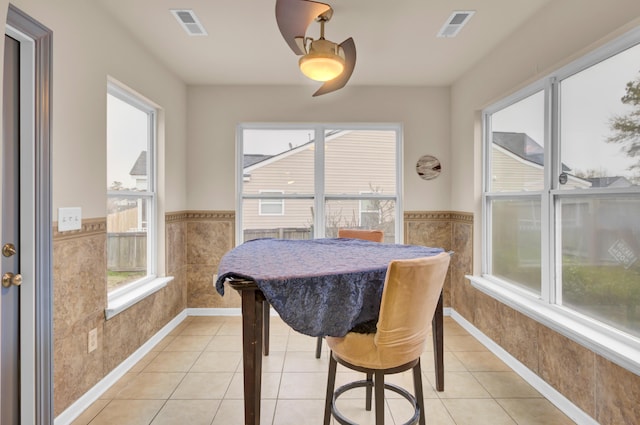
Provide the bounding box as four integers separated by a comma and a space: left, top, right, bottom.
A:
105, 81, 170, 319
472, 26, 640, 375
236, 123, 403, 244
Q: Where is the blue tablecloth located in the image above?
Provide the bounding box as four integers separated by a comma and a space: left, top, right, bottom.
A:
215, 238, 443, 337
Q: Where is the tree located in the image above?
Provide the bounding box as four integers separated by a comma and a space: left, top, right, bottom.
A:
607, 71, 640, 172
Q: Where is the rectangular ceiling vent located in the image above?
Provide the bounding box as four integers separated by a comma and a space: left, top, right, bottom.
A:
170, 9, 208, 36
437, 11, 475, 38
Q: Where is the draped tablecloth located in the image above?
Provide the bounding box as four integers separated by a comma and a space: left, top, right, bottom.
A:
214, 238, 443, 338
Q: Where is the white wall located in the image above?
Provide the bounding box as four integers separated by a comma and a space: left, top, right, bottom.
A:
3, 0, 188, 219
186, 85, 451, 212
450, 0, 640, 273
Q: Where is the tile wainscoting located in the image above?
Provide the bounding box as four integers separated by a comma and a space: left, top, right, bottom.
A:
53, 210, 640, 424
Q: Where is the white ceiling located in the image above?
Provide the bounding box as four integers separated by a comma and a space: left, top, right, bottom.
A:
95, 0, 551, 87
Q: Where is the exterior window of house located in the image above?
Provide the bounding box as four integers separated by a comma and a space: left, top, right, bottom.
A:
238, 125, 401, 243
481, 29, 640, 362
106, 83, 157, 295
258, 191, 284, 215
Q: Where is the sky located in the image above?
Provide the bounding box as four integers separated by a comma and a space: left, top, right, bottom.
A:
491, 42, 640, 180
243, 129, 315, 155
107, 94, 149, 189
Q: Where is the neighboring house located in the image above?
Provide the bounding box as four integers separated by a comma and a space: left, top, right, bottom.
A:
242, 130, 396, 233
129, 150, 148, 190
587, 176, 633, 188
491, 131, 591, 191
107, 151, 148, 232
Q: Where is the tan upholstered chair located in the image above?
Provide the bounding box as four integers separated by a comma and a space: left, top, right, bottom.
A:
337, 228, 384, 243
314, 228, 385, 358
323, 252, 451, 425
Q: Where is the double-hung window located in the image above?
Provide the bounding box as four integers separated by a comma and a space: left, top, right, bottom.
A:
106, 82, 165, 318
238, 125, 401, 244
479, 27, 640, 371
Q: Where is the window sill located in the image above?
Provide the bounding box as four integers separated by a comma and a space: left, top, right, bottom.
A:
466, 274, 640, 376
105, 276, 174, 320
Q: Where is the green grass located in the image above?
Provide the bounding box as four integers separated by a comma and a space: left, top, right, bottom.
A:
107, 270, 145, 291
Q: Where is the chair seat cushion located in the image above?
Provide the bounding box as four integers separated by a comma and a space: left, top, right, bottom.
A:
326, 330, 425, 370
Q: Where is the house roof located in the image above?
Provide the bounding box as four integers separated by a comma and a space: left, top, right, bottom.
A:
587, 176, 633, 188
129, 151, 147, 176
244, 154, 273, 168
492, 132, 570, 172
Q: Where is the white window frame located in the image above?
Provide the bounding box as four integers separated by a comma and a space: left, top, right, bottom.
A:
105, 81, 171, 319
258, 190, 285, 216
236, 123, 403, 244
469, 26, 640, 375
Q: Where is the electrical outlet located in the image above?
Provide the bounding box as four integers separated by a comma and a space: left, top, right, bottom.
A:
88, 328, 98, 353
58, 207, 82, 232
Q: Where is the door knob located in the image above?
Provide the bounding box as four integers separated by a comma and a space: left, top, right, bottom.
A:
2, 272, 22, 288
2, 243, 16, 257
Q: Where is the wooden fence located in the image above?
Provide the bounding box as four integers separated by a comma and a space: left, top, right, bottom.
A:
107, 232, 146, 271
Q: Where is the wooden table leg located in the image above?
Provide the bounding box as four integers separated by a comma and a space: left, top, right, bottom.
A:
240, 287, 264, 425
432, 290, 444, 391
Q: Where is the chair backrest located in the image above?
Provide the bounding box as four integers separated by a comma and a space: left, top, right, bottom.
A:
337, 228, 384, 243
374, 252, 450, 362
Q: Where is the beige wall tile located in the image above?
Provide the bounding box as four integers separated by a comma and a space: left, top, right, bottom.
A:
53, 311, 105, 416
595, 356, 640, 425
538, 327, 596, 417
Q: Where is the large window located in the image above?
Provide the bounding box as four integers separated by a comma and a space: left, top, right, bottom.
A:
106, 83, 157, 294
238, 125, 401, 244
482, 28, 640, 361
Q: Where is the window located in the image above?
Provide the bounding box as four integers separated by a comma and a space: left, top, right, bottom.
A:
258, 190, 284, 215
238, 125, 401, 244
480, 28, 640, 369
106, 83, 158, 299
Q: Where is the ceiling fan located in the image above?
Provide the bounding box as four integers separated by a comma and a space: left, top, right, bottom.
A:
275, 0, 356, 97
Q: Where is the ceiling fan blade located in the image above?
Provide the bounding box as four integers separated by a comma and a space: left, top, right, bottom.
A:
313, 37, 356, 97
275, 0, 332, 55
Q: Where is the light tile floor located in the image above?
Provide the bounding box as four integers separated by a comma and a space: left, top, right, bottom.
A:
70, 315, 576, 425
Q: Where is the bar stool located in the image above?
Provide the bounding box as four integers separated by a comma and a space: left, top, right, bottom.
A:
323, 253, 451, 425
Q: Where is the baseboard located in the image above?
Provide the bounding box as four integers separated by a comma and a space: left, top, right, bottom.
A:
449, 309, 599, 425
53, 310, 188, 425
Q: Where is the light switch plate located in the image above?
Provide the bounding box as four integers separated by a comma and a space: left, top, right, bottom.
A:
58, 207, 82, 231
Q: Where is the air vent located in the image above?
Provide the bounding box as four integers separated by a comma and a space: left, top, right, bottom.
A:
437, 11, 475, 38
170, 9, 208, 36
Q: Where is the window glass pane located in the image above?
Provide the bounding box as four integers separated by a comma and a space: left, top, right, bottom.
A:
107, 94, 149, 191
559, 43, 640, 189
489, 91, 545, 192
325, 130, 396, 195
325, 199, 395, 242
259, 200, 284, 215
242, 198, 314, 241
242, 129, 315, 195
560, 195, 640, 337
107, 196, 149, 290
491, 198, 541, 293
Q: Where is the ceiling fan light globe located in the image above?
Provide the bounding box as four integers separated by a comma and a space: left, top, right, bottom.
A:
299, 52, 345, 82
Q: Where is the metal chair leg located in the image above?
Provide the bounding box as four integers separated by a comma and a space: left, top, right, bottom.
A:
374, 370, 385, 425
315, 336, 323, 358
365, 372, 373, 411
323, 353, 338, 425
412, 359, 426, 425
